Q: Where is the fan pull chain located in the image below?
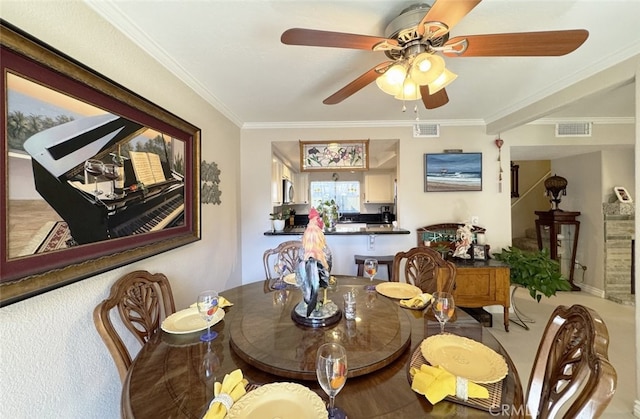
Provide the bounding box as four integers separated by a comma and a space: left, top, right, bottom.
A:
414, 105, 420, 121
495, 137, 504, 193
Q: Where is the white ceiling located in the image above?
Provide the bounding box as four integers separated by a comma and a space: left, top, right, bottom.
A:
87, 0, 639, 163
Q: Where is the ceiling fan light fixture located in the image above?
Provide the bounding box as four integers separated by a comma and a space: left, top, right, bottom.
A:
376, 63, 407, 95
428, 68, 458, 94
394, 76, 421, 101
410, 53, 445, 85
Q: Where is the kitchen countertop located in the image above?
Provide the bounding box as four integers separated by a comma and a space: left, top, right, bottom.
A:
264, 224, 410, 235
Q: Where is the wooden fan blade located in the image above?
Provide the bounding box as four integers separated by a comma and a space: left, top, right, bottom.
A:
417, 0, 482, 36
324, 61, 394, 105
281, 28, 399, 51
443, 29, 589, 57
420, 85, 449, 109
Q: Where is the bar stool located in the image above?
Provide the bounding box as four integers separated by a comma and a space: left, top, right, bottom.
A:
354, 255, 395, 281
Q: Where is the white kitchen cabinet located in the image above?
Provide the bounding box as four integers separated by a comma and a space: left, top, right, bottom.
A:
364, 172, 394, 203
282, 164, 291, 181
271, 158, 283, 204
293, 172, 309, 204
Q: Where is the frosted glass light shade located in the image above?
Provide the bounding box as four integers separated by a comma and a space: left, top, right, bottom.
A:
394, 77, 421, 101
410, 53, 445, 85
376, 63, 407, 96
428, 68, 458, 94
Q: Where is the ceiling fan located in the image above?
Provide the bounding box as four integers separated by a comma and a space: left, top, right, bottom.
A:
281, 0, 588, 110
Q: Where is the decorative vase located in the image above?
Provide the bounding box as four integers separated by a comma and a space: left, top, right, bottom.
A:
273, 219, 285, 232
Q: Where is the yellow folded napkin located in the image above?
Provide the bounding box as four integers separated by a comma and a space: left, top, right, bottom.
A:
203, 369, 249, 419
190, 296, 233, 309
410, 364, 489, 404
400, 293, 432, 309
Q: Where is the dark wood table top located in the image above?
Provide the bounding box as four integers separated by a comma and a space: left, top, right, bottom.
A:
229, 281, 412, 380
122, 276, 523, 418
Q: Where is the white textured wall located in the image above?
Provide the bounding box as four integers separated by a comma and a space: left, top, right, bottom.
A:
602, 148, 636, 203
0, 2, 241, 418
551, 152, 603, 292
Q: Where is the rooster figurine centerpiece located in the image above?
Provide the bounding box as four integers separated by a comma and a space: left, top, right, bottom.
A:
292, 208, 341, 327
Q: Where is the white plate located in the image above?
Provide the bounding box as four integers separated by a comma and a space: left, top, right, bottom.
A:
375, 282, 422, 299
227, 382, 326, 419
420, 334, 508, 384
161, 307, 225, 334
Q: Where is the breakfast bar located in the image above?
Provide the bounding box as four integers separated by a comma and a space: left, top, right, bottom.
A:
264, 225, 411, 236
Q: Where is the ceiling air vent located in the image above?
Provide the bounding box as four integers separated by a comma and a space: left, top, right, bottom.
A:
413, 123, 439, 138
555, 122, 592, 137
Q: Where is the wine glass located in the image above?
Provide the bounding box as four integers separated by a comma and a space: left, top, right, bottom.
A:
197, 290, 219, 342
363, 258, 378, 291
102, 163, 119, 199
316, 343, 348, 419
432, 291, 455, 334
84, 159, 105, 199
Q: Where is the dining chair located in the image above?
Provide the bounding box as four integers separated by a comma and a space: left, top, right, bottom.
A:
392, 246, 456, 294
93, 270, 176, 382
262, 240, 304, 291
354, 254, 395, 280
526, 304, 617, 419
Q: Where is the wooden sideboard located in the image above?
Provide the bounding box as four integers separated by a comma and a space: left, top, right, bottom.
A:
453, 260, 510, 332
415, 224, 511, 331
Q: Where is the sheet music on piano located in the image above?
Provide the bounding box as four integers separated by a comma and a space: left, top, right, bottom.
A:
129, 151, 167, 186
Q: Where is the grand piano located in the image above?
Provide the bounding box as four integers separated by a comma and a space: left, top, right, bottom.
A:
23, 113, 184, 245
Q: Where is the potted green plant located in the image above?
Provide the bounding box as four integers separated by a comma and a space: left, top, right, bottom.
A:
270, 211, 285, 232
493, 246, 572, 302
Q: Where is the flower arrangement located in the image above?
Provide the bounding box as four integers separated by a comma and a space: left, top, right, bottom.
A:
316, 199, 340, 231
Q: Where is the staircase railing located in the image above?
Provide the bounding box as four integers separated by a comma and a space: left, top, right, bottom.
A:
511, 170, 551, 208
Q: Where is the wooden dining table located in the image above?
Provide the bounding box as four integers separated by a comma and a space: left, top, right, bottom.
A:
122, 276, 524, 418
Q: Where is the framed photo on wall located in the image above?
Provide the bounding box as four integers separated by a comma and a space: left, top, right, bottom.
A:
424, 153, 482, 192
0, 21, 201, 306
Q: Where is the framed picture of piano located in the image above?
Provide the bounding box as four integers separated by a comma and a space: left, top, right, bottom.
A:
0, 22, 202, 306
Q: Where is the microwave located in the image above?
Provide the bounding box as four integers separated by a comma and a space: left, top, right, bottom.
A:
283, 178, 294, 203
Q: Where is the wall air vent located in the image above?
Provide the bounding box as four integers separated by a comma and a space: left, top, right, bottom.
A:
413, 123, 439, 138
555, 122, 592, 137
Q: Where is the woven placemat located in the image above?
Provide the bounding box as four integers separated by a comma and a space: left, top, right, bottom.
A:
407, 344, 503, 412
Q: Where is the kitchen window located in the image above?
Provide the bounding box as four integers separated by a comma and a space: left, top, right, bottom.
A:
310, 181, 360, 213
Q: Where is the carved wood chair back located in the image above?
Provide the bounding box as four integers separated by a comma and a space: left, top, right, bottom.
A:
392, 246, 456, 294
526, 304, 617, 418
93, 270, 176, 382
263, 240, 304, 291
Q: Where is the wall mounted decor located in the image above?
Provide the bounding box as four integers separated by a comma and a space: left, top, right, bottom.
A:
424, 153, 482, 192
1, 21, 201, 306
201, 160, 222, 205
300, 140, 369, 172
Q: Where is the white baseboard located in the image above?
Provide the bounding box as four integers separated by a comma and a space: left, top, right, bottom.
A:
578, 283, 605, 298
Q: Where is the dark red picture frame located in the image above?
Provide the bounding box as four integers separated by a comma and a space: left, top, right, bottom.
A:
0, 21, 201, 306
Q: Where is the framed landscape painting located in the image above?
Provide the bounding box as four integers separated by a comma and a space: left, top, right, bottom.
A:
424, 153, 482, 192
0, 21, 201, 306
